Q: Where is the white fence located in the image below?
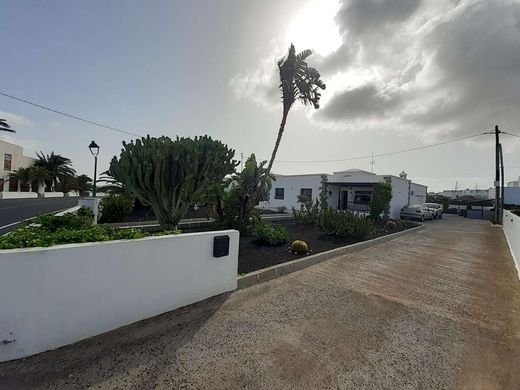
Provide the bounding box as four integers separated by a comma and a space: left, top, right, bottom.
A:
0, 230, 239, 362
502, 210, 520, 280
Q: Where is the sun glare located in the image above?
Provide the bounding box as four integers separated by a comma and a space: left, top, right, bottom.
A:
285, 0, 342, 57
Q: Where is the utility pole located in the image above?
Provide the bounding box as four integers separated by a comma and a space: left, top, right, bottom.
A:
494, 125, 502, 223
370, 152, 375, 173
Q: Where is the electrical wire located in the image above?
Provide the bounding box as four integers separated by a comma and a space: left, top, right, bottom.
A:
0, 91, 144, 137
273, 132, 488, 163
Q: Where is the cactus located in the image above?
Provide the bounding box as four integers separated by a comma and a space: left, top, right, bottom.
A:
109, 135, 237, 230
291, 240, 309, 254
385, 221, 397, 230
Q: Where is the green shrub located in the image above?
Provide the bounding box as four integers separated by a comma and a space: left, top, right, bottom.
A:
369, 182, 393, 220
0, 224, 180, 250
319, 209, 374, 239
99, 195, 134, 223
292, 197, 321, 225
76, 206, 95, 219
251, 220, 288, 246
33, 210, 93, 232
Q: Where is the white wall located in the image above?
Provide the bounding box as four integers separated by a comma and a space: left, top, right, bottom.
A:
259, 174, 323, 211
410, 183, 427, 205
388, 177, 410, 219
0, 192, 37, 199
502, 210, 520, 280
0, 139, 35, 192
0, 230, 239, 362
42, 192, 64, 198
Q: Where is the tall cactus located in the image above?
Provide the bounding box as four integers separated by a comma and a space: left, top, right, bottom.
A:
110, 135, 238, 229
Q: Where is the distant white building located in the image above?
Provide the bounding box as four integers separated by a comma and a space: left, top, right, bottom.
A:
508, 176, 520, 187
434, 188, 492, 200
259, 168, 427, 219
0, 139, 35, 193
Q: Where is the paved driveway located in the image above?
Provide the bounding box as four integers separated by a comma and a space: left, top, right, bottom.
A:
1, 215, 519, 389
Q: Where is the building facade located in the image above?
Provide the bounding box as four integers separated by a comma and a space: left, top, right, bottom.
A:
259, 169, 428, 219
0, 139, 35, 193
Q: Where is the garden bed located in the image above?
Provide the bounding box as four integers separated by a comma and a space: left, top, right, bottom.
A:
237, 219, 417, 274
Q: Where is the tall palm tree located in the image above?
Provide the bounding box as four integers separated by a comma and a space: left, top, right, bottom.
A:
34, 151, 76, 191
0, 119, 15, 133
8, 167, 33, 191
266, 44, 326, 174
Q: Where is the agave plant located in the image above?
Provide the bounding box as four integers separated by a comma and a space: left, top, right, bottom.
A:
267, 44, 326, 173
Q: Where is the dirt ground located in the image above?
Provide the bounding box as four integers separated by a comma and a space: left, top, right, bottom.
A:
1, 215, 519, 389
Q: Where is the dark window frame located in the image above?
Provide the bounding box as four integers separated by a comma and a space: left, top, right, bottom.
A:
4, 153, 12, 171
274, 187, 284, 200
300, 188, 313, 199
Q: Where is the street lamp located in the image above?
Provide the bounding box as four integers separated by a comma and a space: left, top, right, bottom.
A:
88, 141, 100, 197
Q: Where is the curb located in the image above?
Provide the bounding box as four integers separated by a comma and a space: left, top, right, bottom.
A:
237, 224, 425, 289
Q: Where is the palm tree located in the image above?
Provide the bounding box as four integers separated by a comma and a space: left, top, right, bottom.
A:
28, 166, 50, 196
34, 151, 76, 191
266, 44, 326, 174
8, 167, 33, 191
75, 174, 92, 196
0, 119, 15, 133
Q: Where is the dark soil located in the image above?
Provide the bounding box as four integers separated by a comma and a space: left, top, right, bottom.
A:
238, 219, 416, 274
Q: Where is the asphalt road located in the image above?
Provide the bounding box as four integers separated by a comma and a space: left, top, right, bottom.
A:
0, 197, 79, 233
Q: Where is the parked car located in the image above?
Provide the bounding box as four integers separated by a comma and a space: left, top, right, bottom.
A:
424, 203, 443, 219
400, 204, 434, 222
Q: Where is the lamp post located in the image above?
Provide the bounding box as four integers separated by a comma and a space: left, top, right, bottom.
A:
88, 141, 100, 197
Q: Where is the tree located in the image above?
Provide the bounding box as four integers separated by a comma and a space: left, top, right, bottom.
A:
8, 167, 33, 191
35, 151, 76, 191
109, 135, 237, 230
267, 44, 326, 173
0, 119, 15, 133
75, 174, 92, 196
28, 166, 49, 196
214, 154, 274, 232
369, 182, 393, 220
426, 194, 450, 211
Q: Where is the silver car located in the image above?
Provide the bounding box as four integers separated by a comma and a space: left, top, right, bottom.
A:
400, 204, 434, 222
424, 203, 443, 219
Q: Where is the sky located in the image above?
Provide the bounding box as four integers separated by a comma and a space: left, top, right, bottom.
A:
1, 0, 520, 192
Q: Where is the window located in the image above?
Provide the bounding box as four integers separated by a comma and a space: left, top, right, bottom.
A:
275, 188, 284, 200
300, 188, 312, 199
4, 153, 12, 171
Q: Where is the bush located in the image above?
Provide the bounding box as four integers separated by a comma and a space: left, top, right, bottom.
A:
319, 209, 374, 239
292, 197, 321, 225
251, 220, 288, 246
369, 182, 393, 220
99, 195, 134, 223
33, 209, 93, 232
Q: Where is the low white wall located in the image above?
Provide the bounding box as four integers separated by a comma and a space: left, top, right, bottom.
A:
43, 192, 64, 198
0, 192, 37, 199
0, 230, 239, 362
502, 210, 520, 280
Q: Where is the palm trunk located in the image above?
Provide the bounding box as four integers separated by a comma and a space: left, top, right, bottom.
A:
267, 107, 290, 174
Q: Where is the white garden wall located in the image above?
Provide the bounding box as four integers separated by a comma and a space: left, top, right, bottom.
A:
502, 210, 520, 280
0, 230, 239, 362
0, 192, 37, 199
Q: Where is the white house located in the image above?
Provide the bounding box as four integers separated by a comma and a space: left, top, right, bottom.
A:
260, 169, 427, 219
433, 188, 492, 200
0, 139, 35, 193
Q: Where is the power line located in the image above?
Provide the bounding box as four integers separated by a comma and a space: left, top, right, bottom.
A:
502, 131, 520, 138
0, 91, 144, 137
274, 132, 488, 163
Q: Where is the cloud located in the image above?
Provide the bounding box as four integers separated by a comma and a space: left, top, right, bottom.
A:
230, 0, 520, 140
0, 111, 34, 129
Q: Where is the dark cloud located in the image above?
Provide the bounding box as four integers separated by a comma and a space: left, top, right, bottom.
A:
320, 84, 402, 120
336, 0, 422, 37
